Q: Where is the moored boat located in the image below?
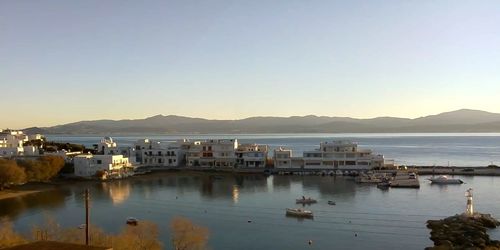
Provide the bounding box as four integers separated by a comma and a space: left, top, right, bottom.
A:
327, 201, 336, 205
126, 217, 139, 226
428, 175, 464, 184
377, 182, 390, 189
286, 208, 314, 218
296, 197, 317, 204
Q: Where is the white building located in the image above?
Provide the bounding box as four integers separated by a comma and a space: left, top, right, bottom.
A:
302, 141, 386, 170
45, 150, 84, 163
23, 146, 40, 156
27, 134, 44, 141
74, 154, 132, 178
236, 144, 268, 168
98, 137, 118, 155
273, 147, 293, 168
133, 139, 184, 168
0, 130, 40, 156
186, 139, 238, 168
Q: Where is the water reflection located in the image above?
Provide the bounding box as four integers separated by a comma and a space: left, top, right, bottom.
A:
101, 181, 131, 205
0, 188, 72, 220
232, 185, 239, 204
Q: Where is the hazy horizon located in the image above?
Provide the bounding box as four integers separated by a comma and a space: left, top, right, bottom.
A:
2, 0, 500, 128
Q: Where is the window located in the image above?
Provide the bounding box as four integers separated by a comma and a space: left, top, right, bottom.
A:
96, 160, 102, 164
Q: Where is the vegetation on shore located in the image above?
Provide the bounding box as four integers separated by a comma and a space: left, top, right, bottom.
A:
0, 156, 65, 190
0, 215, 209, 250
24, 139, 95, 154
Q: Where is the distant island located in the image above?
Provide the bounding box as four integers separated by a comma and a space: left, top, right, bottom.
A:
21, 109, 500, 134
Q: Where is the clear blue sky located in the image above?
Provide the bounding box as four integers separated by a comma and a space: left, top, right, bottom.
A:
1, 0, 500, 128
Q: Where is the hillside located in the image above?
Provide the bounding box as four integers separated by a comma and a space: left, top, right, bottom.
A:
26, 109, 500, 134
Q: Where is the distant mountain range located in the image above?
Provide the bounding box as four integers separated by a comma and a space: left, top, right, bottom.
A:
23, 109, 500, 134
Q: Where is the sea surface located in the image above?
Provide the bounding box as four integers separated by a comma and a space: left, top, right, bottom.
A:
46, 133, 500, 166
1, 173, 500, 250
3, 133, 497, 249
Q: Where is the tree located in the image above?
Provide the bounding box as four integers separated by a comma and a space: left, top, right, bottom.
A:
170, 216, 209, 250
17, 156, 65, 182
0, 219, 27, 248
39, 155, 65, 179
31, 216, 161, 250
0, 159, 26, 189
31, 216, 111, 247
113, 221, 162, 250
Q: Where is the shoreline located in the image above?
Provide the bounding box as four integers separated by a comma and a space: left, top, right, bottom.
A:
134, 165, 500, 176
2, 166, 499, 201
0, 183, 55, 201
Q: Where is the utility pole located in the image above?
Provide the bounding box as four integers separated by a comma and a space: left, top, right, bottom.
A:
85, 188, 90, 246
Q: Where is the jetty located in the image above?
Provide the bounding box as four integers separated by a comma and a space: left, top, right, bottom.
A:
426, 189, 500, 249
426, 213, 500, 249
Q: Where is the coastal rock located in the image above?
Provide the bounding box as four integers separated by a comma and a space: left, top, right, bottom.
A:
426, 213, 500, 250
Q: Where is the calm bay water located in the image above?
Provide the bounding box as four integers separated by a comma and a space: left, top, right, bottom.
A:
1, 173, 500, 249
47, 133, 500, 166
3, 133, 499, 249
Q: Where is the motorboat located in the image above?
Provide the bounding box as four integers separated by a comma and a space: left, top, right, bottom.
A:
408, 172, 417, 179
296, 197, 317, 204
355, 174, 383, 184
327, 201, 336, 205
377, 182, 390, 189
428, 175, 464, 184
126, 217, 139, 226
286, 208, 313, 218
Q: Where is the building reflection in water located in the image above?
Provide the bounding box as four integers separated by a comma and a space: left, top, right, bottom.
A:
101, 181, 131, 205
232, 185, 239, 204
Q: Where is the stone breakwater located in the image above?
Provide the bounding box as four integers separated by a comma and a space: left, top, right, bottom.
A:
426, 213, 500, 250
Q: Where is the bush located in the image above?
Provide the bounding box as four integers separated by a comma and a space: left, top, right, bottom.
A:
0, 159, 27, 189
16, 156, 65, 182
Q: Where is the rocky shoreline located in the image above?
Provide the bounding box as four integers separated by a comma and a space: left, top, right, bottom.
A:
426, 213, 500, 250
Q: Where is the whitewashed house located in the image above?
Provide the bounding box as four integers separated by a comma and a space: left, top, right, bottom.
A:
302, 141, 386, 170
273, 148, 292, 168
235, 144, 268, 168
0, 130, 38, 156
186, 139, 238, 168
74, 154, 131, 178
133, 139, 184, 168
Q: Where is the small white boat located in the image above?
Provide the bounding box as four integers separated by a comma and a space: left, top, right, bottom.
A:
126, 217, 139, 226
286, 208, 313, 218
428, 175, 464, 184
296, 197, 317, 204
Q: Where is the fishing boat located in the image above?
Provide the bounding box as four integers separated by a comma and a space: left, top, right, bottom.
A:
377, 182, 390, 189
286, 208, 313, 218
428, 175, 464, 184
296, 197, 317, 204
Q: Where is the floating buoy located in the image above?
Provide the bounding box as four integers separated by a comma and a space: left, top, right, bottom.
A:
308, 240, 313, 245
355, 233, 358, 237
